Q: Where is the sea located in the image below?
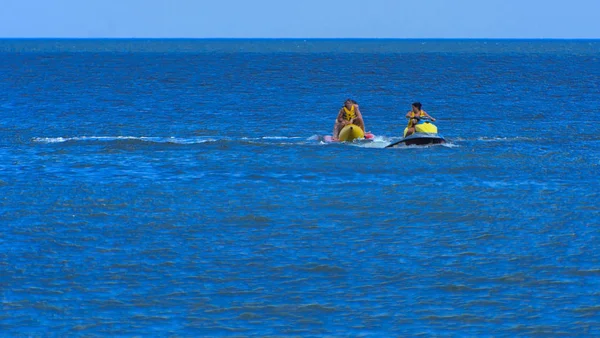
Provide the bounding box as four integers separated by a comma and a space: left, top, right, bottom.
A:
1, 39, 599, 336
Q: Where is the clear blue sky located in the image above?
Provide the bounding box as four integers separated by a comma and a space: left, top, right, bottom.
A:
2, 0, 599, 38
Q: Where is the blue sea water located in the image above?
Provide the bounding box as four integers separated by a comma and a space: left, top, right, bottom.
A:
1, 39, 599, 336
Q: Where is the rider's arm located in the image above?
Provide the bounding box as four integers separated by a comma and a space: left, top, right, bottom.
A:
423, 111, 436, 121
336, 109, 345, 123
354, 105, 363, 122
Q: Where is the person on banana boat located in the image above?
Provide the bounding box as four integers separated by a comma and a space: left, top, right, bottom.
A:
332, 99, 366, 140
404, 102, 436, 137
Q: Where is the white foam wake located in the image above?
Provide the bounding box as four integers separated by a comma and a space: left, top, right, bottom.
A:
476, 136, 536, 142
241, 136, 305, 140
32, 136, 219, 144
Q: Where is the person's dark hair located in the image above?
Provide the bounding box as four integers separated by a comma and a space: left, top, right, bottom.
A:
343, 99, 358, 108
412, 102, 422, 110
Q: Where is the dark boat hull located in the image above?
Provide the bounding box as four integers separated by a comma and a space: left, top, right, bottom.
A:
385, 133, 446, 148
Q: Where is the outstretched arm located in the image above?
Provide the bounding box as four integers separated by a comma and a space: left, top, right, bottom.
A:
422, 111, 436, 121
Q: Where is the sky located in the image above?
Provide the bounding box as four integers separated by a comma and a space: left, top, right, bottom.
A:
1, 0, 599, 39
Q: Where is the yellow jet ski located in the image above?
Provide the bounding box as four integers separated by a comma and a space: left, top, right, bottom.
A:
386, 120, 445, 147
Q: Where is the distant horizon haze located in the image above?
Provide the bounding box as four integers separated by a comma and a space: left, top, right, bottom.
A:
1, 0, 599, 39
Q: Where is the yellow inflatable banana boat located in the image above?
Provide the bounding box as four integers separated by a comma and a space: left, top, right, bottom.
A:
337, 124, 365, 142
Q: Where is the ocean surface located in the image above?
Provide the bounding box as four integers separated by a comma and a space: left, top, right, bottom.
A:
1, 39, 599, 336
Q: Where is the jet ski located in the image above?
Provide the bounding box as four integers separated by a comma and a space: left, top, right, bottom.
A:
385, 120, 445, 147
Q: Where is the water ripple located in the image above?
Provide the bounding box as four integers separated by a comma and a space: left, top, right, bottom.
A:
2, 41, 599, 336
